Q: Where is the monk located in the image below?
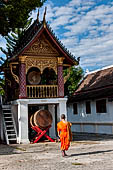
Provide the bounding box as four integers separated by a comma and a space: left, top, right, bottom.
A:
57, 114, 72, 157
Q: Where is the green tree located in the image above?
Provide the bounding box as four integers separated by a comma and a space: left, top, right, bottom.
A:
0, 0, 46, 36
64, 66, 84, 96
0, 18, 32, 58
0, 78, 5, 95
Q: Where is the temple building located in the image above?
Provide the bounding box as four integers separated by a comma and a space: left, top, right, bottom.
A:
0, 10, 78, 144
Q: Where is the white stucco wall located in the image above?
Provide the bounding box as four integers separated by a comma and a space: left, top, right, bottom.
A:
67, 98, 113, 134
11, 98, 67, 144
11, 105, 18, 135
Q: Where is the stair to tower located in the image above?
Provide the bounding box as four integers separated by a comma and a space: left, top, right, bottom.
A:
2, 105, 17, 144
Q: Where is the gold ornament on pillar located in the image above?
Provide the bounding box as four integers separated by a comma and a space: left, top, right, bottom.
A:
57, 57, 64, 65
19, 56, 27, 63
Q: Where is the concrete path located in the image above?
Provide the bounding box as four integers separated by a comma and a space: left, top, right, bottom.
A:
0, 139, 113, 170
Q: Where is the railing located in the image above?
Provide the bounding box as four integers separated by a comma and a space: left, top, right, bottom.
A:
27, 85, 58, 98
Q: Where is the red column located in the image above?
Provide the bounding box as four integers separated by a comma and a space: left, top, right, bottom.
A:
19, 57, 27, 99
57, 57, 64, 98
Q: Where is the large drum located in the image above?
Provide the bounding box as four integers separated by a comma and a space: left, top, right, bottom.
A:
27, 71, 41, 85
30, 109, 53, 129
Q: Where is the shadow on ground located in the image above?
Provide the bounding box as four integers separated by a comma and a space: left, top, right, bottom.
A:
73, 132, 113, 141
0, 142, 56, 155
70, 149, 113, 157
0, 144, 16, 155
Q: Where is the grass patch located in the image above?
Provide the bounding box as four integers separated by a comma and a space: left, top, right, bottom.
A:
16, 147, 26, 151
72, 162, 84, 166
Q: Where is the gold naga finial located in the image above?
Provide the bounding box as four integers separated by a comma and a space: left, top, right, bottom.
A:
37, 9, 39, 23
43, 7, 47, 28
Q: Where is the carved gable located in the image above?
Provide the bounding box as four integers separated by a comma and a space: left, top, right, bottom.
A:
23, 34, 59, 56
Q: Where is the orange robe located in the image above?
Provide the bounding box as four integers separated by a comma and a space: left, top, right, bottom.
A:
57, 121, 72, 151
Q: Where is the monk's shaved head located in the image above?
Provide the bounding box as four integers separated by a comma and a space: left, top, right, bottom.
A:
61, 114, 65, 120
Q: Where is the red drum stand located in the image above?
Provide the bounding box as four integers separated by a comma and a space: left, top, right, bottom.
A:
31, 125, 55, 143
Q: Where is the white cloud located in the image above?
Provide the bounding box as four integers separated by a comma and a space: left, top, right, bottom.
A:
68, 0, 81, 7
0, 36, 6, 48
54, 6, 74, 17
48, 0, 113, 71
50, 15, 72, 30
0, 36, 6, 58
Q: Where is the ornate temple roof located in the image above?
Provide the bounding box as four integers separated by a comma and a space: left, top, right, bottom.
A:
9, 11, 79, 65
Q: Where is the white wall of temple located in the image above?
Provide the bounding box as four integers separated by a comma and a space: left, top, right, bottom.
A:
11, 98, 67, 144
67, 98, 113, 134
11, 105, 18, 136
11, 102, 29, 144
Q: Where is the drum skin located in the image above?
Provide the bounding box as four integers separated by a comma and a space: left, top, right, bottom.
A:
27, 71, 41, 85
30, 110, 53, 129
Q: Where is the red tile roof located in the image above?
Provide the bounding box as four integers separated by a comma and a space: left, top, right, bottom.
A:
68, 66, 113, 102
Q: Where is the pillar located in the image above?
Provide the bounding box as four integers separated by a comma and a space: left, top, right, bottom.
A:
57, 98, 67, 122
17, 101, 29, 144
19, 56, 27, 99
48, 104, 56, 139
57, 57, 64, 97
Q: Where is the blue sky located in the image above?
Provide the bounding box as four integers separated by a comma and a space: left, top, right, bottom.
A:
1, 0, 113, 72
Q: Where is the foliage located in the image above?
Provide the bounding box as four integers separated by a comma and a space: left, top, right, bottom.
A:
0, 0, 46, 36
0, 18, 32, 58
64, 66, 84, 96
0, 78, 5, 95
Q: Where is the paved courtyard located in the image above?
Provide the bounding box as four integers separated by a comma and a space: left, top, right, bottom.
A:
0, 137, 113, 170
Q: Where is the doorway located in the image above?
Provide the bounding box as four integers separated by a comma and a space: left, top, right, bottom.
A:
28, 104, 57, 142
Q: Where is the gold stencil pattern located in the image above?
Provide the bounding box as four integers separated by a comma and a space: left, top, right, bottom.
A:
26, 57, 57, 74
24, 35, 58, 56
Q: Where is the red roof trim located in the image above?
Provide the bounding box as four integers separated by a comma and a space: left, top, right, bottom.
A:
45, 27, 74, 64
